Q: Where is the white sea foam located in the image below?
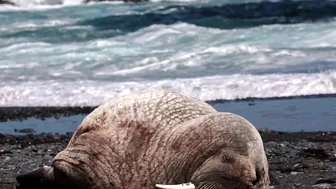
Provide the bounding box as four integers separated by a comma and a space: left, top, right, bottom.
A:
1, 22, 336, 82
0, 0, 192, 10
7, 0, 82, 7
1, 4, 336, 107
0, 0, 271, 10
1, 71, 336, 106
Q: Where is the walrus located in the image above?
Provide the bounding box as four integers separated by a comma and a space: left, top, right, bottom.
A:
16, 88, 269, 189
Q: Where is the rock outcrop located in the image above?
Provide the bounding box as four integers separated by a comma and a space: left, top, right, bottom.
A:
84, 0, 148, 3
0, 0, 15, 5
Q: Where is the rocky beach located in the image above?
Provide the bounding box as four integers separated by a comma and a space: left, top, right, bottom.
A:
0, 107, 336, 189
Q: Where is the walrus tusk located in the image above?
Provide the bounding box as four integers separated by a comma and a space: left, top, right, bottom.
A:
155, 182, 195, 189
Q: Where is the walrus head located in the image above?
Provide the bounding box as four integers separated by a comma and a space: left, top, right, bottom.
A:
16, 166, 56, 189
16, 164, 89, 189
190, 150, 269, 189
156, 148, 268, 189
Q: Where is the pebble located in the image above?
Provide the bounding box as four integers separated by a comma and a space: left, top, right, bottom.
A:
315, 178, 336, 184
44, 155, 52, 161
302, 148, 330, 160
0, 149, 11, 155
318, 162, 327, 170
302, 161, 311, 169
4, 156, 11, 162
31, 145, 38, 152
294, 183, 302, 187
266, 141, 278, 146
313, 183, 332, 188
290, 171, 298, 175
290, 171, 303, 175
37, 150, 44, 155
293, 164, 300, 168
13, 128, 36, 134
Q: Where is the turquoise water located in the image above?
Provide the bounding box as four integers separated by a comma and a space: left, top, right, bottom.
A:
0, 0, 336, 106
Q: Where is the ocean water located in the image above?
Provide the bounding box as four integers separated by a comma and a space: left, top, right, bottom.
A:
1, 0, 336, 107
2, 96, 336, 134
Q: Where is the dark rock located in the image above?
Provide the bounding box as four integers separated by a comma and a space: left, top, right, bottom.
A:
30, 146, 38, 152
4, 156, 11, 161
0, 149, 12, 155
248, 102, 255, 106
0, 107, 95, 122
302, 148, 330, 160
302, 160, 312, 169
43, 154, 52, 161
14, 128, 35, 134
84, 0, 148, 3
294, 183, 302, 187
272, 164, 294, 173
37, 150, 43, 155
66, 132, 74, 136
315, 178, 336, 184
269, 172, 280, 185
0, 0, 14, 5
318, 162, 327, 170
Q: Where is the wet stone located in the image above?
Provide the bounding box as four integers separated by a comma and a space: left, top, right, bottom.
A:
30, 145, 38, 152
37, 150, 44, 155
332, 166, 336, 171
43, 155, 52, 161
4, 156, 11, 162
313, 183, 332, 188
290, 171, 302, 175
13, 128, 35, 134
315, 178, 336, 184
302, 148, 330, 160
0, 149, 11, 155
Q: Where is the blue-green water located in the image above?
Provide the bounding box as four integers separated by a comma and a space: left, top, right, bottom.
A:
2, 97, 336, 133
1, 0, 336, 106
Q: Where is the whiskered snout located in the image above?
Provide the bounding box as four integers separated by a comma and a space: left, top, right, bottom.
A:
16, 166, 56, 189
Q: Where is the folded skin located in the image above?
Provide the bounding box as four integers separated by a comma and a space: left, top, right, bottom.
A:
16, 88, 269, 189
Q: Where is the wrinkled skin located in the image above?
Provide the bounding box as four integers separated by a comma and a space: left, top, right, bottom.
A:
17, 88, 269, 189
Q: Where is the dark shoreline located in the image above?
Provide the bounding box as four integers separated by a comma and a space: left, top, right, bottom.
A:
0, 107, 96, 122
2, 93, 336, 123
1, 131, 336, 189
1, 106, 336, 188
3, 94, 336, 133
1, 96, 336, 188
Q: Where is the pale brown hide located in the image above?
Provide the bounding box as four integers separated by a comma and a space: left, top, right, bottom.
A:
42, 89, 269, 189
